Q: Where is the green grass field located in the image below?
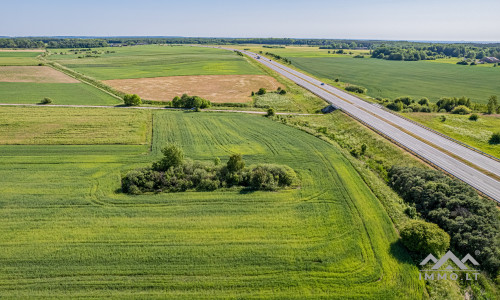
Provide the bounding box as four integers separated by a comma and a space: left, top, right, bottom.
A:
48, 45, 264, 80
0, 51, 41, 66
0, 82, 121, 105
405, 113, 500, 158
290, 56, 500, 104
0, 106, 151, 145
0, 108, 424, 298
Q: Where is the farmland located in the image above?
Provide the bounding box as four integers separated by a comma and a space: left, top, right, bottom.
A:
0, 109, 424, 298
0, 51, 41, 66
237, 46, 500, 104
47, 45, 264, 80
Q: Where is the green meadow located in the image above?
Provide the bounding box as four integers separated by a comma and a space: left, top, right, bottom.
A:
0, 108, 424, 298
0, 82, 121, 105
0, 51, 41, 66
406, 112, 500, 158
48, 45, 264, 80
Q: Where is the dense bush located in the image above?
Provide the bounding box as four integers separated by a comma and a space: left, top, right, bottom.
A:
40, 97, 52, 104
469, 113, 479, 121
489, 132, 500, 144
123, 94, 141, 106
256, 88, 267, 95
389, 166, 500, 274
122, 145, 298, 194
386, 101, 403, 112
451, 105, 471, 115
172, 94, 211, 109
345, 85, 367, 94
400, 220, 450, 256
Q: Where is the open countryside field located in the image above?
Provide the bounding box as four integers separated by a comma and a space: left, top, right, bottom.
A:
0, 109, 424, 298
0, 51, 42, 66
406, 113, 500, 158
0, 82, 121, 105
104, 74, 282, 103
236, 46, 500, 104
48, 45, 265, 80
0, 106, 151, 145
291, 57, 500, 104
0, 66, 79, 83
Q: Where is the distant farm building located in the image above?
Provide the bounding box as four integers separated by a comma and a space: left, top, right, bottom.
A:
481, 57, 500, 64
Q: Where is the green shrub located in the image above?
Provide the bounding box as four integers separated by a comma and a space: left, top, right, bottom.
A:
257, 88, 267, 95
153, 144, 184, 171
400, 220, 450, 256
123, 94, 141, 106
40, 97, 52, 104
469, 113, 479, 121
172, 94, 211, 109
345, 85, 367, 94
266, 107, 276, 117
451, 105, 471, 115
489, 132, 500, 145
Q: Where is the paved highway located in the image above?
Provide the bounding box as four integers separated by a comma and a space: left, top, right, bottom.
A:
208, 46, 500, 202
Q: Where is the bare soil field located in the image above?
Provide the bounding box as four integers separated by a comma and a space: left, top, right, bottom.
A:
0, 66, 79, 83
104, 75, 282, 103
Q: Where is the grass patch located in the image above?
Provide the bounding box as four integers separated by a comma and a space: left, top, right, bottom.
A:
0, 82, 121, 105
0, 106, 151, 145
48, 45, 264, 80
405, 112, 500, 158
0, 110, 424, 298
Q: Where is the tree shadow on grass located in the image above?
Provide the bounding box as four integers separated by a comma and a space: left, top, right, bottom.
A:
390, 240, 419, 267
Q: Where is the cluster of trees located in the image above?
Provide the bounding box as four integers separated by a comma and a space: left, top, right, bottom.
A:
389, 166, 500, 274
122, 145, 298, 194
172, 94, 211, 109
379, 95, 499, 114
263, 52, 291, 64
123, 94, 142, 106
0, 38, 44, 48
371, 44, 500, 61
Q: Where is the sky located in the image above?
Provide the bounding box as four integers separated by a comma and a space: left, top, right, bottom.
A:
2, 0, 500, 41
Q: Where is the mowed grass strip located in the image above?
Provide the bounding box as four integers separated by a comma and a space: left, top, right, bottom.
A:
0, 82, 121, 105
0, 51, 41, 66
290, 56, 500, 104
104, 74, 282, 103
48, 45, 264, 80
0, 106, 151, 145
0, 110, 424, 298
406, 112, 500, 158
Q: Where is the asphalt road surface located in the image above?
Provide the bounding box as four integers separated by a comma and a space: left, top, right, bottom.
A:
208, 46, 500, 202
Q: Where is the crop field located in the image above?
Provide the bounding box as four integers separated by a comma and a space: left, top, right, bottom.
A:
48, 45, 265, 80
0, 51, 41, 66
289, 56, 500, 104
0, 106, 151, 145
406, 112, 500, 158
0, 82, 121, 105
0, 66, 79, 83
104, 74, 282, 103
0, 109, 424, 298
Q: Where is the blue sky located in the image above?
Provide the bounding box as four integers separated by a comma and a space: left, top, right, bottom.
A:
2, 0, 499, 41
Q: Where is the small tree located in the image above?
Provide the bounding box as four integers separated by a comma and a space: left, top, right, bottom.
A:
257, 88, 267, 95
418, 97, 430, 106
226, 153, 245, 173
153, 144, 184, 171
266, 108, 275, 117
123, 94, 141, 106
40, 97, 52, 104
400, 220, 450, 256
361, 144, 367, 155
487, 95, 498, 114
489, 132, 500, 145
279, 89, 287, 95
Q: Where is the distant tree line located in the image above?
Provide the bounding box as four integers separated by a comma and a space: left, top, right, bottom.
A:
122, 144, 298, 194
371, 44, 500, 61
389, 166, 500, 275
